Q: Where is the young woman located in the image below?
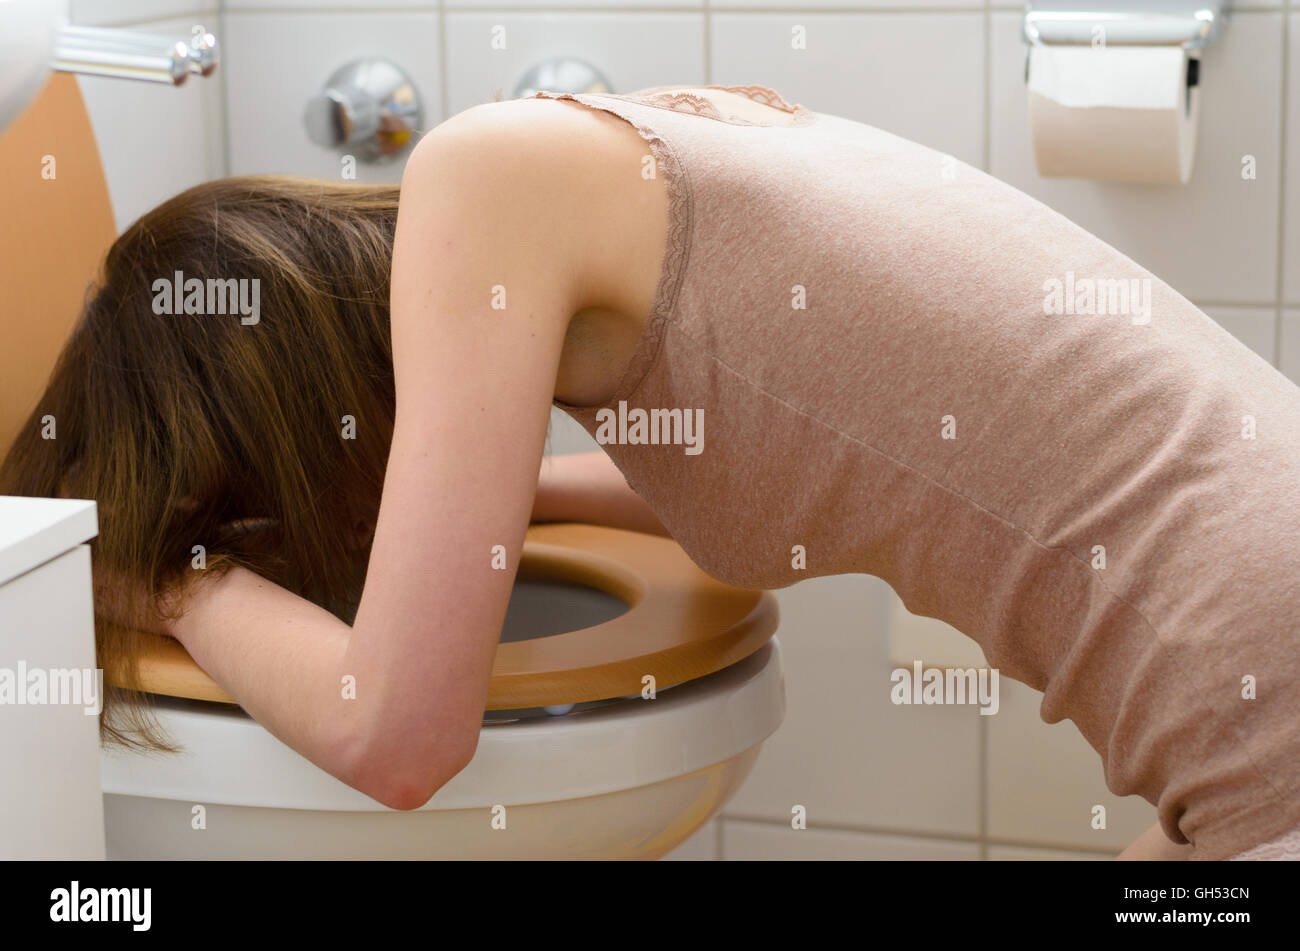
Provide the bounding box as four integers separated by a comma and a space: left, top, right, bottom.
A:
2, 85, 1296, 861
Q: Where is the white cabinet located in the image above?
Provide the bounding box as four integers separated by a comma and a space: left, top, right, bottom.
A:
0, 496, 104, 859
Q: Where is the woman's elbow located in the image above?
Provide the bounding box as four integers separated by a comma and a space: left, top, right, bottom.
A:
367, 774, 449, 813
342, 725, 480, 812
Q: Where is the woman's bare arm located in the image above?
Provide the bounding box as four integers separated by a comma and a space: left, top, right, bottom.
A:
534, 451, 670, 536
1117, 821, 1195, 860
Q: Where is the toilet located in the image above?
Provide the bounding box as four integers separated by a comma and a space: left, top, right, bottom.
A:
0, 76, 786, 860
101, 524, 784, 860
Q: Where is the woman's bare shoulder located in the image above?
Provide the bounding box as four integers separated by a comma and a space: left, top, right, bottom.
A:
411, 95, 669, 331
419, 94, 653, 176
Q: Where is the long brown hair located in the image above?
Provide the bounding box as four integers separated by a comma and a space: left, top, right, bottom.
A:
0, 176, 401, 749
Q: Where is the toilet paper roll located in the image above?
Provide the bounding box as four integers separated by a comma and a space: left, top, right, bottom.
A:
1027, 44, 1201, 185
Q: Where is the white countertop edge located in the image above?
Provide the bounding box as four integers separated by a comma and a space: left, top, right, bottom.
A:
0, 497, 98, 587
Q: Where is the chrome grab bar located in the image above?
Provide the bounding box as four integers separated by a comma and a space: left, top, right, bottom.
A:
53, 24, 218, 86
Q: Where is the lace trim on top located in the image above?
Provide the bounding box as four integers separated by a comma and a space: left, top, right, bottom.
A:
529, 89, 695, 413
1227, 824, 1300, 860
616, 84, 815, 128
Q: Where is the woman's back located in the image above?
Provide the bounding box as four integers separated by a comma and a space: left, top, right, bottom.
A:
540, 85, 1300, 860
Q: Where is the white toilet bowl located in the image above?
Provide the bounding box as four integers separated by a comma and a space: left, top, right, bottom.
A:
102, 640, 782, 860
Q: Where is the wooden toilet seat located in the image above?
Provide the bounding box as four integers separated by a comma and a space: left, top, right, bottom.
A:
123, 522, 779, 709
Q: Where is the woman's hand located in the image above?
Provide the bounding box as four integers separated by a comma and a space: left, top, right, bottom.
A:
92, 563, 180, 638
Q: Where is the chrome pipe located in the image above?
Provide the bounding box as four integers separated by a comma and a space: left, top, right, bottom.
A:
53, 25, 218, 85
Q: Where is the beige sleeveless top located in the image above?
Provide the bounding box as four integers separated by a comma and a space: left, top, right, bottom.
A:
533, 85, 1300, 860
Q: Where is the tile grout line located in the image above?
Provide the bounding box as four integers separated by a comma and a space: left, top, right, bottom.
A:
978, 697, 989, 859
84, 4, 1299, 27
979, 0, 991, 863
1196, 299, 1293, 309
981, 0, 991, 175
438, 0, 449, 122
1275, 12, 1291, 367
722, 812, 987, 848
84, 7, 216, 29
721, 813, 1124, 856
218, 1, 233, 179
704, 0, 712, 84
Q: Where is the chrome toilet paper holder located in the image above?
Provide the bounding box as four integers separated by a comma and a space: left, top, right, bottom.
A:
1023, 1, 1227, 49
1021, 1, 1229, 185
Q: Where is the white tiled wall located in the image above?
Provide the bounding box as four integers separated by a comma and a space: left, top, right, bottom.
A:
443, 12, 706, 113
70, 1, 1297, 861
712, 12, 987, 165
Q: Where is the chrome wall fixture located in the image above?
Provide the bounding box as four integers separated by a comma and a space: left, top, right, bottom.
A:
304, 59, 423, 164
300, 55, 611, 164
512, 58, 613, 99
54, 24, 218, 85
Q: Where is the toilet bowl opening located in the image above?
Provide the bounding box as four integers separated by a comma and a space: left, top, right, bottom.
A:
499, 571, 628, 643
